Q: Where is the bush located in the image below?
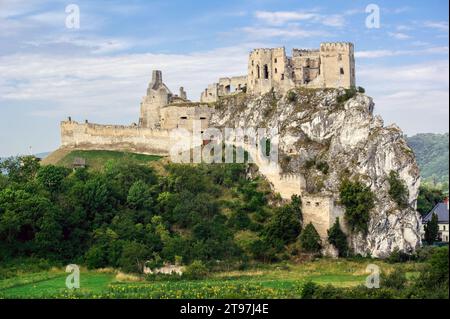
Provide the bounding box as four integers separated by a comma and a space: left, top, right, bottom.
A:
387, 248, 412, 263
300, 281, 318, 299
183, 260, 209, 280
382, 268, 407, 290
327, 218, 348, 257
424, 213, 439, 244
336, 87, 357, 103
388, 171, 409, 208
357, 86, 365, 93
286, 90, 297, 103
339, 179, 375, 234
299, 223, 321, 253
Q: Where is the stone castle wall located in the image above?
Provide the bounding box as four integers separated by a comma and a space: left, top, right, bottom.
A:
61, 120, 173, 155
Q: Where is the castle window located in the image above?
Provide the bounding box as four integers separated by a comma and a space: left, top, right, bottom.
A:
292, 71, 295, 78
200, 117, 206, 120
263, 64, 269, 79
274, 58, 277, 63
281, 73, 284, 80
256, 65, 260, 79
340, 68, 344, 75
315, 202, 320, 207
252, 60, 254, 66
274, 68, 277, 74
180, 116, 188, 120
306, 201, 311, 206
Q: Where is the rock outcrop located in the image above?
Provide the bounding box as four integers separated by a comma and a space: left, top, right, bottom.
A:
210, 88, 421, 258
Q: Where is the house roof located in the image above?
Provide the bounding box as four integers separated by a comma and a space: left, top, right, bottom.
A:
423, 202, 449, 223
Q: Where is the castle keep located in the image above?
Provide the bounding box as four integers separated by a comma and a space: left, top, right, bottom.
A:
60, 42, 356, 248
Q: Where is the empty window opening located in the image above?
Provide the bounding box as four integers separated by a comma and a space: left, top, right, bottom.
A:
315, 202, 320, 207
256, 65, 260, 79
263, 64, 269, 79
200, 117, 206, 120
340, 68, 344, 75
274, 58, 277, 63
180, 116, 188, 120
274, 68, 278, 74
281, 73, 285, 80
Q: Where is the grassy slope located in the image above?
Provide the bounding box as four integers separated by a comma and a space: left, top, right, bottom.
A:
0, 260, 422, 299
43, 149, 163, 170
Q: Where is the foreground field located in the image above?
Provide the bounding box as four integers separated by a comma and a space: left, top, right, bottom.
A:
0, 259, 421, 299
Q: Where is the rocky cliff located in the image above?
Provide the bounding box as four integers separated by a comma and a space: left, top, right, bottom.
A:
209, 88, 421, 258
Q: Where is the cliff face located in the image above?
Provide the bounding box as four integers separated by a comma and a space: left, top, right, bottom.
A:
210, 88, 421, 258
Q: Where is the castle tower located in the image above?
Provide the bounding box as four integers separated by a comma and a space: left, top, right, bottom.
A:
319, 42, 355, 89
246, 47, 294, 95
139, 70, 172, 128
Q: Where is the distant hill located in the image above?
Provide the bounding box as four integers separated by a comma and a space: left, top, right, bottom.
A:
407, 133, 449, 190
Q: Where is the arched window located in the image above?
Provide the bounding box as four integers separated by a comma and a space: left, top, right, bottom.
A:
263, 64, 269, 79
256, 65, 260, 79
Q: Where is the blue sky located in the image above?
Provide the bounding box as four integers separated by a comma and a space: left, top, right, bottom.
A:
0, 0, 448, 156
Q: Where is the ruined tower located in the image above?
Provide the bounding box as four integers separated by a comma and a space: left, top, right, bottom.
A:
139, 70, 172, 128
318, 42, 355, 89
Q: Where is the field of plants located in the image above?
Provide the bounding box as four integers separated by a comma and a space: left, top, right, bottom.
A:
0, 259, 423, 299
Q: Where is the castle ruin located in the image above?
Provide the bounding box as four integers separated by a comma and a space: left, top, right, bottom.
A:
60, 42, 356, 249
201, 42, 355, 102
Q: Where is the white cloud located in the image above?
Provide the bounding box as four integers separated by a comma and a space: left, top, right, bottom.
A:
0, 46, 251, 120
358, 60, 449, 134
355, 46, 449, 58
388, 32, 411, 40
254, 10, 345, 28
424, 20, 449, 32
241, 26, 328, 39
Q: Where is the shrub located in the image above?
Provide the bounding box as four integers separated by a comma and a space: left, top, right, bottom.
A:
286, 90, 297, 103
183, 260, 209, 280
387, 248, 412, 263
382, 268, 407, 290
388, 171, 409, 208
357, 86, 365, 93
300, 281, 318, 299
127, 180, 153, 210
339, 179, 375, 234
327, 218, 348, 257
299, 223, 321, 253
336, 87, 357, 103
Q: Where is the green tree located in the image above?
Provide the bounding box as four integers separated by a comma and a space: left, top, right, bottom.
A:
327, 218, 348, 257
424, 213, 439, 244
36, 165, 70, 193
299, 223, 321, 253
127, 180, 153, 210
417, 185, 445, 216
388, 171, 409, 208
263, 196, 302, 245
0, 156, 40, 183
339, 179, 375, 233
119, 241, 151, 273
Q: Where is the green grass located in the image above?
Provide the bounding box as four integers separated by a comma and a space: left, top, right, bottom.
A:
57, 150, 162, 170
0, 259, 424, 299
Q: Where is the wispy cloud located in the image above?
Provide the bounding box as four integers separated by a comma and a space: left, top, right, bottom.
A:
356, 46, 449, 58
241, 26, 328, 39
254, 10, 345, 28
388, 32, 411, 40
423, 20, 449, 32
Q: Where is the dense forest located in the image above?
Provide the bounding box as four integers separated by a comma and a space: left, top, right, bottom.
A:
407, 133, 449, 192
0, 155, 311, 273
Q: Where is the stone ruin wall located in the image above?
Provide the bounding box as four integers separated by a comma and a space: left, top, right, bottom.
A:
61, 120, 173, 155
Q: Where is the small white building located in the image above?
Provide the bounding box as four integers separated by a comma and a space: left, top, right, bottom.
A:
421, 198, 449, 243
